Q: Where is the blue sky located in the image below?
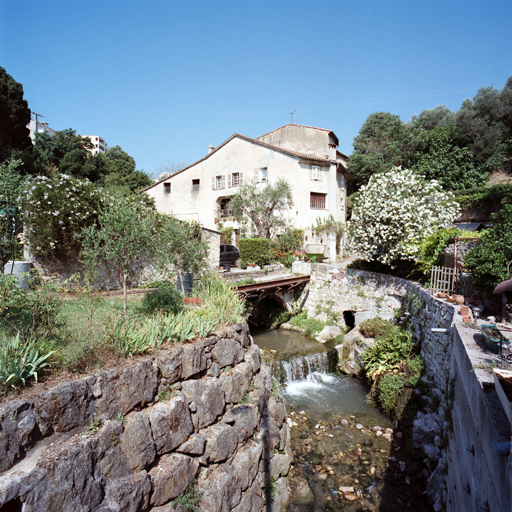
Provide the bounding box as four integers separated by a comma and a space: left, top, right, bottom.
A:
1, 0, 511, 177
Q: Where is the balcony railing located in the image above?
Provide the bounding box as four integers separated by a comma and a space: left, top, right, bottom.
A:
216, 209, 233, 218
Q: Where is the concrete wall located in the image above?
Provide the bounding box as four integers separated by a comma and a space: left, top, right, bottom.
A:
0, 323, 291, 512
445, 326, 512, 512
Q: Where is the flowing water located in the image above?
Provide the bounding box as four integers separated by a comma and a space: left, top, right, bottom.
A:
253, 329, 433, 512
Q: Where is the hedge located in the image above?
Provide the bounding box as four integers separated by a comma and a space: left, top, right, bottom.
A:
239, 238, 271, 266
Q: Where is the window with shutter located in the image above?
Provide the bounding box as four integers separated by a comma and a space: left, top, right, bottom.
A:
192, 179, 200, 192
310, 192, 326, 209
164, 183, 171, 194
260, 168, 267, 182
311, 166, 320, 180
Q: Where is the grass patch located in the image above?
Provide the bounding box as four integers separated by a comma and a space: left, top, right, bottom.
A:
359, 317, 398, 340
288, 310, 326, 337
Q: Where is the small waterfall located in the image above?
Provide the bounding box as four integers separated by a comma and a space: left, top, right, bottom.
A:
273, 351, 333, 383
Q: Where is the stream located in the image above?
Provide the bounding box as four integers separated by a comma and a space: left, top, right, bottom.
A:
253, 329, 433, 512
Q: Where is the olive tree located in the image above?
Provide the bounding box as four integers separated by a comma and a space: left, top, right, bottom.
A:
80, 194, 155, 317
230, 178, 293, 238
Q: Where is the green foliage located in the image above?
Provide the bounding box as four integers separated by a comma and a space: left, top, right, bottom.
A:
359, 317, 398, 340
361, 329, 424, 418
153, 215, 209, 277
0, 67, 32, 162
270, 227, 304, 266
141, 284, 184, 316
410, 124, 486, 190
464, 204, 512, 293
451, 183, 512, 216
347, 112, 408, 194
418, 227, 465, 274
0, 333, 55, 390
80, 193, 155, 317
0, 273, 62, 341
24, 173, 102, 259
229, 178, 294, 238
288, 310, 326, 337
239, 238, 271, 266
218, 223, 233, 245
0, 158, 25, 267
171, 480, 204, 512
192, 273, 244, 325
312, 214, 344, 253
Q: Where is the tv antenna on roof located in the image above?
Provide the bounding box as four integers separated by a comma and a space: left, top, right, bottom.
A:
32, 112, 44, 132
289, 110, 296, 124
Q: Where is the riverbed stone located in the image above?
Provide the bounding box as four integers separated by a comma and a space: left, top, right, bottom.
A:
149, 453, 199, 506
317, 325, 341, 343
147, 396, 193, 455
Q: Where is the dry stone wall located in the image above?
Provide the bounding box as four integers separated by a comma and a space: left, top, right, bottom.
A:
0, 322, 291, 512
307, 264, 455, 392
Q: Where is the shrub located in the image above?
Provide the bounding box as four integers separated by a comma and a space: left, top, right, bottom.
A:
24, 174, 102, 259
0, 273, 62, 341
192, 273, 244, 325
0, 333, 55, 389
141, 284, 184, 315
348, 168, 459, 266
359, 317, 397, 340
239, 238, 271, 266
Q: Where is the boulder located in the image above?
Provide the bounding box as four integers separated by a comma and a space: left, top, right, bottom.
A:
181, 343, 207, 380
94, 360, 158, 419
176, 434, 207, 456
35, 377, 95, 436
181, 378, 225, 430
231, 440, 263, 490
201, 423, 238, 463
223, 405, 259, 442
316, 325, 341, 343
148, 396, 193, 455
212, 338, 244, 368
149, 453, 199, 506
158, 347, 183, 383
101, 471, 152, 512
120, 412, 156, 471
199, 464, 242, 512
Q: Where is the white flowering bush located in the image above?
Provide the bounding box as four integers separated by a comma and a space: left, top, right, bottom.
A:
348, 168, 460, 266
24, 175, 103, 259
24, 175, 156, 260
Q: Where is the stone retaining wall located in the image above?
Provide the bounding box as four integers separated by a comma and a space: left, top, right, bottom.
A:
307, 264, 455, 391
0, 322, 290, 511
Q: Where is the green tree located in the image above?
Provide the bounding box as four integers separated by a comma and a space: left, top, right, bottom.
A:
0, 159, 25, 269
80, 195, 155, 317
0, 67, 32, 162
410, 124, 485, 190
101, 145, 152, 192
464, 205, 512, 293
34, 129, 93, 171
153, 216, 210, 289
347, 112, 408, 194
230, 178, 294, 238
408, 105, 455, 132
456, 79, 512, 173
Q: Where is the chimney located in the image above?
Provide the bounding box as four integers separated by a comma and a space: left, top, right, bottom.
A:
208, 145, 215, 154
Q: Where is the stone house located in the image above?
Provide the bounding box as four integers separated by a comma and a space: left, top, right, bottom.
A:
141, 124, 349, 260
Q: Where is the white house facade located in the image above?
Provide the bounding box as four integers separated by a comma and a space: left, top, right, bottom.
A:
141, 124, 349, 259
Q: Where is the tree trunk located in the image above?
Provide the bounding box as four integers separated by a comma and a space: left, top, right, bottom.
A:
122, 271, 127, 320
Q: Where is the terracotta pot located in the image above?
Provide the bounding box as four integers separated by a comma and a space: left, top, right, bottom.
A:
248, 263, 255, 268
437, 292, 448, 299
454, 295, 465, 305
